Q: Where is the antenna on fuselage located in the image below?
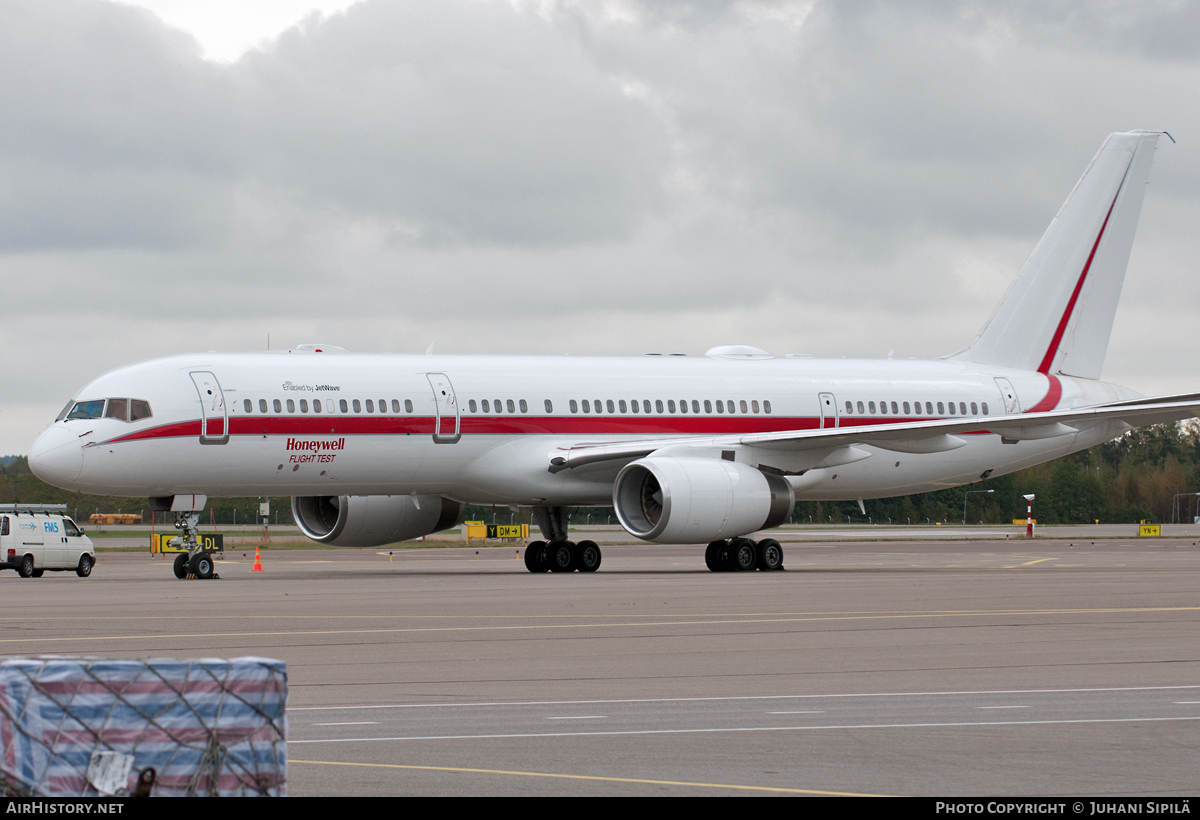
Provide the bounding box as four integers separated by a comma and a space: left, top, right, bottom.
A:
425, 341, 436, 355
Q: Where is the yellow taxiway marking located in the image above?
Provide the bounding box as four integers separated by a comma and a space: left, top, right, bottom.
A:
289, 757, 890, 796
0, 606, 1196, 646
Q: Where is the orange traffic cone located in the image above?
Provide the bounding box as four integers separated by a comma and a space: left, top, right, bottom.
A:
252, 547, 264, 572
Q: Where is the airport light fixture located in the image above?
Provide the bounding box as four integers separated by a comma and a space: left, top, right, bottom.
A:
963, 489, 994, 525
1022, 494, 1036, 538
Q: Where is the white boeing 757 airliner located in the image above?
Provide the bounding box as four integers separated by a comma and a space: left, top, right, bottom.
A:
28, 131, 1200, 578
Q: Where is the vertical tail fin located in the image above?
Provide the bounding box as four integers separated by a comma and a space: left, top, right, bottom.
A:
964, 131, 1166, 379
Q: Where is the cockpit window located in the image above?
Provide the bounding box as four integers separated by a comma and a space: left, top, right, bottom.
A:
56, 401, 73, 422
67, 400, 105, 420
105, 398, 129, 421
130, 400, 152, 421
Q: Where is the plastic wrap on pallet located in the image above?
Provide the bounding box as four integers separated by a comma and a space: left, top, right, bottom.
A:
0, 656, 287, 797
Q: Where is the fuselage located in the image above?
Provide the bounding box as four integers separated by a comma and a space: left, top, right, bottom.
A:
29, 350, 1138, 506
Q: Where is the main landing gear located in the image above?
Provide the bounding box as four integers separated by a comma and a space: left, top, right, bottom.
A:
705, 537, 784, 572
169, 511, 217, 580
524, 505, 602, 574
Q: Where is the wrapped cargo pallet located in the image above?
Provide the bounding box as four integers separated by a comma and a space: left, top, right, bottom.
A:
0, 656, 287, 797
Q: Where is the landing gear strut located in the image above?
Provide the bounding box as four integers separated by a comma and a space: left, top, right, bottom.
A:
525, 506, 602, 573
705, 537, 785, 572
170, 511, 216, 580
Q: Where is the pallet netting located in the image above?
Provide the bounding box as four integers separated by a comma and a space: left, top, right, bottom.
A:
0, 656, 287, 797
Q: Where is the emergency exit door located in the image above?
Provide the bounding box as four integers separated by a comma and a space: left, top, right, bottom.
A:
426, 373, 461, 443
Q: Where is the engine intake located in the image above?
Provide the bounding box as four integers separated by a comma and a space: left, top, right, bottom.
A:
613, 457, 793, 544
292, 495, 465, 547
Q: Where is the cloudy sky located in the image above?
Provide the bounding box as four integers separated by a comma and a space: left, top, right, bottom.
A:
2, 0, 1199, 454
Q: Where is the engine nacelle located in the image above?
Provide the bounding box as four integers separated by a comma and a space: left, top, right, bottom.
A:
613, 457, 793, 544
292, 494, 466, 547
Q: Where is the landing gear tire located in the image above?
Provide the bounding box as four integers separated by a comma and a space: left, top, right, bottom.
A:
577, 540, 601, 572
549, 541, 575, 572
18, 555, 34, 578
524, 541, 551, 573
705, 540, 729, 572
730, 538, 758, 571
191, 553, 214, 580
76, 554, 94, 578
756, 538, 784, 571
173, 553, 189, 579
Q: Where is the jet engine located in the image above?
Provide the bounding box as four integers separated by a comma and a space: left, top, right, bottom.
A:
291, 494, 466, 547
613, 457, 793, 544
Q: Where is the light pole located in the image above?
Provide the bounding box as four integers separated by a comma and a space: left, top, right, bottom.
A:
963, 489, 994, 524
1023, 494, 1036, 538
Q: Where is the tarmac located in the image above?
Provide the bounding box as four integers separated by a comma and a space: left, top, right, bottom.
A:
3, 532, 1198, 796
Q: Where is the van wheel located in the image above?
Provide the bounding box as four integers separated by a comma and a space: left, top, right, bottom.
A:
18, 555, 34, 578
76, 555, 94, 578
173, 554, 189, 579
31, 569, 44, 578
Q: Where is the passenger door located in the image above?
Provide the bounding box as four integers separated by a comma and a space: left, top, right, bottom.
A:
190, 371, 229, 444
994, 378, 1021, 414
818, 392, 839, 428
426, 373, 461, 443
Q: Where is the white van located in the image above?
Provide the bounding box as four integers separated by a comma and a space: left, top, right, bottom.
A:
0, 504, 95, 578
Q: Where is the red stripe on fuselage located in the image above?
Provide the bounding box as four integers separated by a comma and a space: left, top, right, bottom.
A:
101, 413, 977, 443
1024, 374, 1063, 414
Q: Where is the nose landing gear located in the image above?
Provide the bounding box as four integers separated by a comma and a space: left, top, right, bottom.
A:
170, 512, 218, 580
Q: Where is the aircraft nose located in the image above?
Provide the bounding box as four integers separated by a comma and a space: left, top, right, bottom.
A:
28, 425, 84, 487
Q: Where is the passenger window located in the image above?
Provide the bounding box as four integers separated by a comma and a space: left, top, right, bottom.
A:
936, 402, 944, 415
405, 399, 413, 413
393, 400, 401, 413
879, 401, 887, 415
764, 400, 771, 414
982, 402, 989, 415
570, 400, 578, 413
704, 400, 712, 413
903, 402, 910, 414
630, 400, 638, 414
519, 399, 527, 413
243, 399, 252, 413
679, 400, 687, 414
0, 517, 7, 536
970, 402, 978, 415
593, 399, 602, 413
926, 402, 934, 415
366, 400, 374, 413
507, 399, 516, 413
545, 399, 553, 413
619, 400, 627, 413
351, 399, 360, 413
379, 399, 387, 414
482, 399, 490, 413
655, 400, 664, 413
469, 399, 477, 413
857, 401, 865, 414
740, 400, 748, 414
692, 400, 700, 413
258, 399, 267, 413
751, 400, 759, 414
339, 399, 348, 413
582, 400, 591, 414
607, 400, 615, 414
869, 401, 876, 414
913, 402, 921, 415
287, 399, 295, 413
314, 399, 323, 413
300, 399, 309, 413
948, 402, 956, 415
960, 402, 967, 415
274, 399, 282, 413
644, 400, 652, 414
891, 401, 898, 414
845, 401, 853, 414
717, 401, 725, 414
668, 400, 676, 413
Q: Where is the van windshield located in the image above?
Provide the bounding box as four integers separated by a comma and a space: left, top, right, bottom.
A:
62, 519, 81, 537
66, 400, 105, 420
